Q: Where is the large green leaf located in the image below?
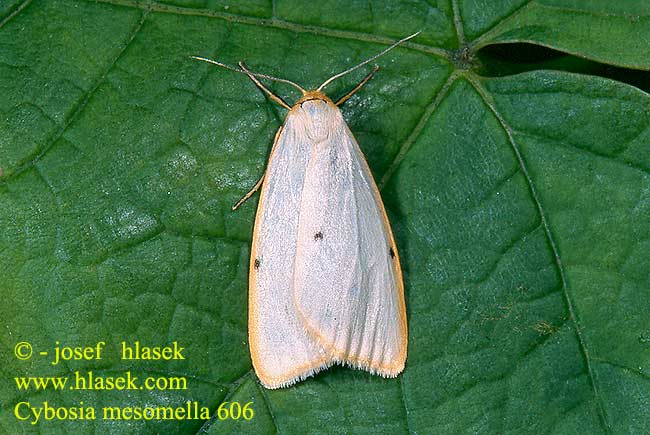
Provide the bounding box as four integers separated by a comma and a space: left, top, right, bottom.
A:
1, 0, 649, 434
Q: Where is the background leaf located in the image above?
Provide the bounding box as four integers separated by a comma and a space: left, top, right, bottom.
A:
1, 0, 649, 434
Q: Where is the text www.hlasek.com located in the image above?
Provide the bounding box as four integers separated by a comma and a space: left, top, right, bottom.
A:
10, 340, 255, 425
15, 370, 187, 391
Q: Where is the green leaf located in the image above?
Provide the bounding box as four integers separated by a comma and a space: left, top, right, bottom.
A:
1, 0, 649, 434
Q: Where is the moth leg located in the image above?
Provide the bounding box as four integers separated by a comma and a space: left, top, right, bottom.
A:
335, 66, 379, 106
239, 62, 292, 110
232, 126, 283, 210
232, 173, 265, 210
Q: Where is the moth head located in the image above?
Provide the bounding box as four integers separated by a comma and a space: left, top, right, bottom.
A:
293, 91, 339, 141
296, 90, 334, 106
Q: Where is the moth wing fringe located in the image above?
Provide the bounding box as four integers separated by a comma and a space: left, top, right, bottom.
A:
257, 341, 405, 389
258, 359, 337, 389
259, 356, 404, 389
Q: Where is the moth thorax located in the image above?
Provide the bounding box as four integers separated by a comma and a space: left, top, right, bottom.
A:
299, 99, 339, 142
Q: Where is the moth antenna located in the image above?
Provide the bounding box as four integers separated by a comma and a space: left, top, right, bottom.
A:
238, 62, 292, 109
317, 31, 421, 92
190, 56, 307, 94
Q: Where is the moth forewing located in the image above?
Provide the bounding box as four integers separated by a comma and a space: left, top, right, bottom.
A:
292, 102, 406, 373
248, 95, 333, 389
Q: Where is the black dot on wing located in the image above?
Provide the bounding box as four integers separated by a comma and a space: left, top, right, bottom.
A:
389, 247, 395, 259
314, 231, 323, 240
254, 258, 261, 269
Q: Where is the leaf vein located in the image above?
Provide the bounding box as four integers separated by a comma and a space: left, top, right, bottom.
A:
592, 359, 650, 383
466, 73, 613, 435
450, 0, 466, 46
0, 0, 33, 29
529, 3, 650, 20
470, 0, 535, 49
379, 70, 459, 189
257, 380, 282, 435
1, 8, 151, 185
512, 129, 650, 179
399, 377, 412, 435
94, 0, 449, 58
195, 369, 255, 434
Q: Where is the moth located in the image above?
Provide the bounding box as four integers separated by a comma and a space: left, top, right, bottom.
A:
192, 33, 416, 388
